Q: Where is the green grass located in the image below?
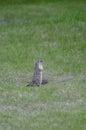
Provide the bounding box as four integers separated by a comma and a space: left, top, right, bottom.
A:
0, 0, 86, 130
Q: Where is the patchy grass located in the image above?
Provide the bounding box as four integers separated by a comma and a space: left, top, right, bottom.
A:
0, 0, 86, 130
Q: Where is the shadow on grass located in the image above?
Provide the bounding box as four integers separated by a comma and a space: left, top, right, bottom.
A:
26, 79, 48, 87
26, 74, 75, 87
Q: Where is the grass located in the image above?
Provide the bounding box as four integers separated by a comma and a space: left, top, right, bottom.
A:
0, 0, 86, 130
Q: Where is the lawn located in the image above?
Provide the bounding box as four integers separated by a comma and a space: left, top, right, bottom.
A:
0, 0, 86, 130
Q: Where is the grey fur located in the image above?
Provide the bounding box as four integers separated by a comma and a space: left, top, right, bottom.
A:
27, 60, 48, 87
